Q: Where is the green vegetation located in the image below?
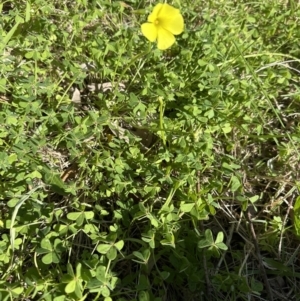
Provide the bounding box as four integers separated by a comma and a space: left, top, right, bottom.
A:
1, 0, 300, 300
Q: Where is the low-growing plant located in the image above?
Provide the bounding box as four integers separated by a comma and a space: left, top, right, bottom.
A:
1, 1, 300, 301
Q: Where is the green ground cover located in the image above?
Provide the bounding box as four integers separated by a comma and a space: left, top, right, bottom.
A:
1, 0, 300, 300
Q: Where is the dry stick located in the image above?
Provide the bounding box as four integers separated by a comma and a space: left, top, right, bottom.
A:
197, 171, 212, 299
246, 210, 273, 301
278, 189, 296, 258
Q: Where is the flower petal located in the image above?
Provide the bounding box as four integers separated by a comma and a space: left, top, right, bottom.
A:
158, 4, 184, 35
157, 27, 175, 50
141, 23, 158, 42
148, 3, 163, 23
159, 14, 184, 35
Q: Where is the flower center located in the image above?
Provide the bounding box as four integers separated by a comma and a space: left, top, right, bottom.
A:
154, 19, 159, 25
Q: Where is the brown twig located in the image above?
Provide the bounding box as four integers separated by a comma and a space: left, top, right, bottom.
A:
278, 188, 296, 258
246, 209, 273, 301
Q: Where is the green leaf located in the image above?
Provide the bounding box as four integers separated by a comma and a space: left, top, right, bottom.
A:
102, 286, 110, 297
222, 162, 241, 171
95, 266, 107, 283
53, 238, 64, 252
7, 198, 19, 208
150, 216, 159, 228
160, 271, 170, 280
67, 263, 75, 277
114, 240, 124, 251
133, 251, 145, 262
222, 123, 232, 134
138, 291, 150, 301
54, 296, 66, 301
216, 242, 228, 251
67, 212, 82, 221
41, 238, 52, 251
215, 232, 224, 244
74, 280, 83, 298
76, 263, 82, 277
11, 286, 23, 296
84, 224, 97, 233
42, 252, 59, 264
86, 278, 103, 289
76, 213, 85, 227
198, 229, 215, 249
198, 59, 207, 66
180, 203, 195, 212
107, 232, 118, 243
208, 205, 216, 215
293, 196, 300, 236
84, 211, 94, 219
25, 1, 31, 22
42, 164, 71, 194
249, 195, 260, 203
250, 277, 263, 292
65, 279, 76, 294
0, 78, 7, 93
205, 229, 214, 244
230, 175, 241, 192
138, 203, 147, 213
209, 245, 221, 258
198, 239, 212, 249
106, 247, 117, 260
61, 274, 73, 283
0, 21, 21, 53
27, 170, 42, 179
97, 244, 111, 254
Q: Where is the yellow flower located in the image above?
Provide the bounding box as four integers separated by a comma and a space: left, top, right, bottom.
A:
141, 3, 184, 50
